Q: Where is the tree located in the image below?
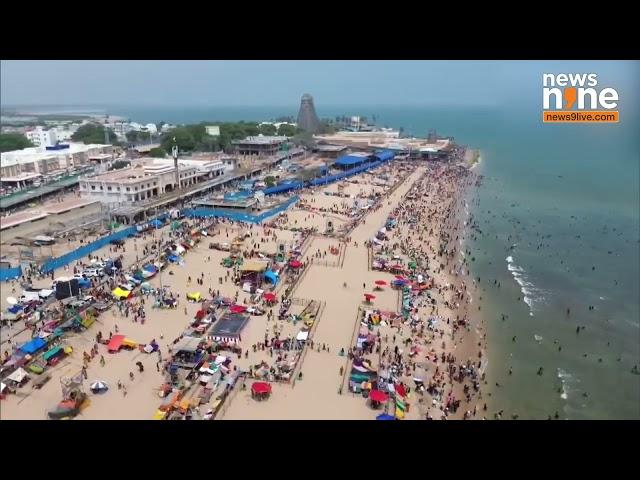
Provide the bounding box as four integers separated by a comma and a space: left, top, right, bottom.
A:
0, 133, 33, 152
265, 176, 276, 187
72, 123, 118, 144
160, 127, 197, 153
317, 121, 335, 135
277, 123, 297, 137
149, 147, 166, 158
125, 131, 139, 143
292, 131, 316, 149
259, 123, 277, 136
109, 160, 130, 171
156, 121, 166, 133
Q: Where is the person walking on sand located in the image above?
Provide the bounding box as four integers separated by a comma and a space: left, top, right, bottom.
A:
100, 355, 105, 367
129, 371, 135, 381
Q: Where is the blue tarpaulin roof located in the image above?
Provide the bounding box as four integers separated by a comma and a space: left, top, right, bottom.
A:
335, 155, 371, 167
263, 181, 303, 195
19, 337, 47, 354
373, 150, 395, 162
149, 219, 163, 228
8, 305, 23, 314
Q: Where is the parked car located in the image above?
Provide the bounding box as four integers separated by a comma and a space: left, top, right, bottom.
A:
124, 274, 141, 286
83, 267, 103, 278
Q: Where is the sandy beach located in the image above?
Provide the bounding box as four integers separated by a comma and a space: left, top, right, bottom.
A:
1, 160, 482, 420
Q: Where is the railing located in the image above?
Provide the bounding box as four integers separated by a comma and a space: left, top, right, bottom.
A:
340, 306, 364, 396
213, 373, 246, 420
290, 299, 325, 388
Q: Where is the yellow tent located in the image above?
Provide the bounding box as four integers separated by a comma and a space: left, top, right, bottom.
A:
187, 292, 201, 302
112, 287, 131, 299
241, 260, 268, 273
153, 410, 167, 420
122, 338, 137, 348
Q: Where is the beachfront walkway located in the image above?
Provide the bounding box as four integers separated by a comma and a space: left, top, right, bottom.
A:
221, 168, 425, 419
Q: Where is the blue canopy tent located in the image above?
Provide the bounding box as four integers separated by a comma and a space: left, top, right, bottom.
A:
263, 181, 303, 196
8, 305, 23, 314
264, 270, 279, 284
149, 218, 163, 228
335, 154, 371, 168
376, 413, 395, 420
19, 337, 47, 355
78, 277, 91, 289
167, 254, 180, 263
373, 150, 395, 162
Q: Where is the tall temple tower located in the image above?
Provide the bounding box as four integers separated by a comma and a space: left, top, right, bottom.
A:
296, 94, 321, 133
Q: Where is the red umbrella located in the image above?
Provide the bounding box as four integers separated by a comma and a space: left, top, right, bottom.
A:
289, 260, 302, 268
251, 381, 272, 395
369, 389, 389, 403
263, 292, 276, 302
374, 280, 387, 286
364, 293, 376, 301
230, 304, 247, 314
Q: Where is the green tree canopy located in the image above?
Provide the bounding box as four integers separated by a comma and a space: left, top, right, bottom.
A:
125, 131, 140, 143
259, 123, 277, 136
149, 147, 167, 158
265, 176, 276, 187
109, 159, 130, 171
292, 131, 316, 149
0, 133, 34, 152
72, 123, 118, 144
277, 123, 297, 137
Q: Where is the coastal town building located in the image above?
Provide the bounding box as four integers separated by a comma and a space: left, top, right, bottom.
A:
78, 157, 228, 207
205, 126, 220, 136
231, 136, 288, 156
25, 126, 58, 147
1, 143, 114, 187
315, 131, 452, 159
314, 144, 348, 159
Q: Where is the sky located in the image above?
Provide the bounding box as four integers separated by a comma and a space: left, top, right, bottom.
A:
1, 60, 638, 110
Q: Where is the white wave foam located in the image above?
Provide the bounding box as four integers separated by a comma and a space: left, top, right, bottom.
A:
557, 368, 581, 402
505, 255, 547, 316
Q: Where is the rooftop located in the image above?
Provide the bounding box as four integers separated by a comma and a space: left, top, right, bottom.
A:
42, 197, 100, 214
232, 136, 288, 145
1, 142, 111, 167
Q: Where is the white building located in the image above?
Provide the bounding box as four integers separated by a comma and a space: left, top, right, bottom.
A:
78, 157, 227, 206
1, 143, 114, 184
25, 126, 58, 147
205, 125, 220, 136
142, 123, 158, 134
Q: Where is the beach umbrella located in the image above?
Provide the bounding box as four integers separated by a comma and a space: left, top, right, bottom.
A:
364, 293, 376, 302
263, 292, 276, 302
369, 389, 389, 403
6, 296, 17, 306
289, 260, 302, 268
374, 280, 387, 286
376, 413, 395, 420
251, 381, 272, 395
230, 304, 247, 314
90, 381, 108, 393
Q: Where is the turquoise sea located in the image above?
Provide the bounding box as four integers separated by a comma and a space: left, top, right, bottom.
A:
13, 103, 640, 419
